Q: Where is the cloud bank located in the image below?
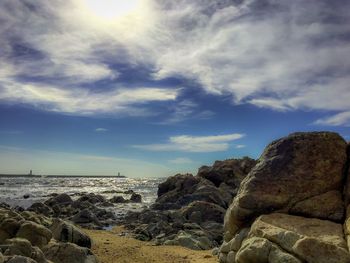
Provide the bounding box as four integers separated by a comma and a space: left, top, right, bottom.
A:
0, 0, 349, 124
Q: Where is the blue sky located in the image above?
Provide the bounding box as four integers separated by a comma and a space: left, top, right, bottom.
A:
0, 0, 349, 177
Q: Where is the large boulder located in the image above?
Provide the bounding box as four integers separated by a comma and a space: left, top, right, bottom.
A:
224, 132, 348, 239
16, 221, 52, 248
43, 241, 98, 263
50, 219, 92, 248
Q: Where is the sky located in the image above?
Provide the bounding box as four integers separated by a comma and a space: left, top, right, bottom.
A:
0, 0, 349, 177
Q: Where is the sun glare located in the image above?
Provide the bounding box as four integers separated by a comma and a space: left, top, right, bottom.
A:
82, 0, 141, 21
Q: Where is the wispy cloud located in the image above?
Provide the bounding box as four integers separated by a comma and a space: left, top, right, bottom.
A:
314, 111, 350, 126
133, 133, 245, 152
0, 82, 179, 115
95, 128, 108, 132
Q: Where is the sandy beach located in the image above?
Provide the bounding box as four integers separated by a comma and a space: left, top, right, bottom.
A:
85, 227, 217, 263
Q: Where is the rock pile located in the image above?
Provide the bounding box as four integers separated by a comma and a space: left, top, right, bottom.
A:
0, 206, 97, 263
219, 132, 350, 263
122, 157, 256, 250
27, 191, 142, 229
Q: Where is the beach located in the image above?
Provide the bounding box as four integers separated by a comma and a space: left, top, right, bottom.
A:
85, 227, 217, 263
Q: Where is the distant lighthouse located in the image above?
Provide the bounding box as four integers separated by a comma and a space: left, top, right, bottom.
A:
29, 170, 32, 176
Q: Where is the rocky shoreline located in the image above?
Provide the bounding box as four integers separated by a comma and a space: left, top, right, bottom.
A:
0, 131, 349, 263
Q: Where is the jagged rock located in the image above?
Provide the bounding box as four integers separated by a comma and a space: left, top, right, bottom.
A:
224, 132, 348, 238
43, 241, 98, 263
16, 221, 52, 248
50, 219, 92, 248
197, 157, 257, 187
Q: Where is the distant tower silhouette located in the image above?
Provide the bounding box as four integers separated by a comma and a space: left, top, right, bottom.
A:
29, 170, 32, 176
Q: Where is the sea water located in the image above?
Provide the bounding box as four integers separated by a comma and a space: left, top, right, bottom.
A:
0, 176, 165, 218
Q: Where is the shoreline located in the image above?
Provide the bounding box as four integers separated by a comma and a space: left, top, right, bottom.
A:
84, 226, 217, 263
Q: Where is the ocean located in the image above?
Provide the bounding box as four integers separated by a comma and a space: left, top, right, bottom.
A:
0, 176, 165, 219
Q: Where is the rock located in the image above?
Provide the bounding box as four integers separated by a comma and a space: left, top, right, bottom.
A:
16, 221, 52, 248
109, 196, 127, 203
225, 132, 348, 237
235, 237, 301, 263
44, 193, 73, 207
6, 255, 37, 263
71, 209, 100, 226
197, 157, 257, 187
130, 193, 142, 203
241, 213, 350, 263
50, 219, 92, 248
43, 241, 98, 263
0, 252, 4, 263
77, 193, 106, 204
290, 190, 344, 221
23, 195, 30, 199
4, 238, 33, 258
181, 201, 226, 224
226, 251, 236, 263
157, 174, 200, 203
27, 203, 53, 218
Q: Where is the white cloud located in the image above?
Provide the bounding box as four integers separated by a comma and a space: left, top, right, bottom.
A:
314, 111, 350, 126
133, 133, 245, 152
168, 157, 193, 164
95, 128, 108, 132
0, 82, 179, 115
